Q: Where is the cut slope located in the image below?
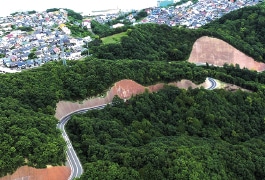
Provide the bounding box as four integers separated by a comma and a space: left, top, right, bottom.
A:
55, 79, 209, 120
188, 36, 265, 72
0, 166, 70, 180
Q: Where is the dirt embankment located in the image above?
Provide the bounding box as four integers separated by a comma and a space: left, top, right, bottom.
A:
0, 166, 70, 180
3, 36, 259, 180
55, 79, 209, 120
3, 78, 247, 180
188, 36, 265, 72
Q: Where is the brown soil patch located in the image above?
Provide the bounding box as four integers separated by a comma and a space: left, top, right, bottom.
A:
0, 166, 70, 180
188, 36, 265, 72
215, 80, 251, 92
55, 79, 208, 120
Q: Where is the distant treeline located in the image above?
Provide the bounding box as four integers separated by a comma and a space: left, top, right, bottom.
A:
89, 3, 265, 63
89, 23, 209, 61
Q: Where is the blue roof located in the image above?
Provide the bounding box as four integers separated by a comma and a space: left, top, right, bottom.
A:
17, 61, 26, 66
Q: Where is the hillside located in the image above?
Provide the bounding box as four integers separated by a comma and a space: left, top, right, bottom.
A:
188, 36, 265, 72
66, 85, 265, 179
1, 3, 265, 180
202, 3, 265, 62
55, 79, 208, 120
88, 3, 265, 66
0, 166, 70, 180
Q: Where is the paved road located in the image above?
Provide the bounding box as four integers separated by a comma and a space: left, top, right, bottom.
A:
57, 104, 107, 180
57, 77, 216, 179
207, 77, 217, 90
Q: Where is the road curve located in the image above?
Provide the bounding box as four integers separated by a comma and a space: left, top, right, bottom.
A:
56, 78, 216, 179
207, 77, 217, 90
57, 104, 107, 180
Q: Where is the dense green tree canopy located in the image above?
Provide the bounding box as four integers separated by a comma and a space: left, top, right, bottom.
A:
89, 3, 265, 63
202, 3, 265, 62
90, 23, 209, 61
1, 56, 264, 177
2, 3, 265, 178
67, 86, 265, 179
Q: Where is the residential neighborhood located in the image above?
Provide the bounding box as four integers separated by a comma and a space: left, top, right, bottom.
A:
139, 0, 261, 28
0, 0, 262, 73
0, 9, 91, 73
94, 0, 261, 28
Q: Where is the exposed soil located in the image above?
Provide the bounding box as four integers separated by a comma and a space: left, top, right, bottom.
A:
215, 79, 251, 92
8, 35, 258, 179
55, 79, 209, 120
0, 166, 70, 180
188, 36, 265, 72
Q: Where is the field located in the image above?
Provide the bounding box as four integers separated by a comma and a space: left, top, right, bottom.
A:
101, 32, 127, 44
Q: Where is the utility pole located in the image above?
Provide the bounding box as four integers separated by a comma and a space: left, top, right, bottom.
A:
87, 41, 89, 56
60, 38, 67, 66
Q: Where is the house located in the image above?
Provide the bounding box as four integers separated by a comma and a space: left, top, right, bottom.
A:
20, 54, 28, 61
112, 23, 124, 28
69, 52, 81, 59
17, 61, 26, 69
53, 47, 60, 54
61, 26, 71, 35
83, 36, 92, 42
82, 19, 91, 29
35, 50, 43, 58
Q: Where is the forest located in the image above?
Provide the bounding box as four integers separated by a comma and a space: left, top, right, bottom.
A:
89, 3, 265, 63
89, 23, 208, 61
1, 2, 265, 179
67, 86, 265, 179
203, 4, 265, 62
1, 56, 265, 177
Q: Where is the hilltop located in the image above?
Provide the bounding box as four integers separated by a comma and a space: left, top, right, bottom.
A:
1, 2, 265, 180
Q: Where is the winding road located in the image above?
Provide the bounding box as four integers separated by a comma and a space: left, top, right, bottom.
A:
57, 78, 217, 180
207, 77, 217, 90
57, 104, 107, 180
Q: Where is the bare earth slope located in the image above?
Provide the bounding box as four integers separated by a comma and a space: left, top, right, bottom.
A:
55, 79, 209, 120
0, 166, 70, 180
188, 36, 265, 72
3, 78, 247, 180
3, 36, 260, 180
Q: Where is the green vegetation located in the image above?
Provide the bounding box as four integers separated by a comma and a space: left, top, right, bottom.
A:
91, 20, 131, 38
90, 23, 208, 61
2, 3, 265, 179
16, 26, 34, 32
27, 10, 37, 14
65, 23, 93, 38
46, 8, 60, 13
0, 54, 265, 177
202, 4, 265, 62
101, 32, 128, 44
89, 4, 265, 63
46, 8, 83, 22
67, 86, 265, 179
134, 10, 148, 21
173, 0, 199, 6
28, 48, 37, 59
65, 8, 83, 21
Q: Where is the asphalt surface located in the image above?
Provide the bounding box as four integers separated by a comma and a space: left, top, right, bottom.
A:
207, 77, 217, 90
57, 104, 107, 180
57, 77, 216, 179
